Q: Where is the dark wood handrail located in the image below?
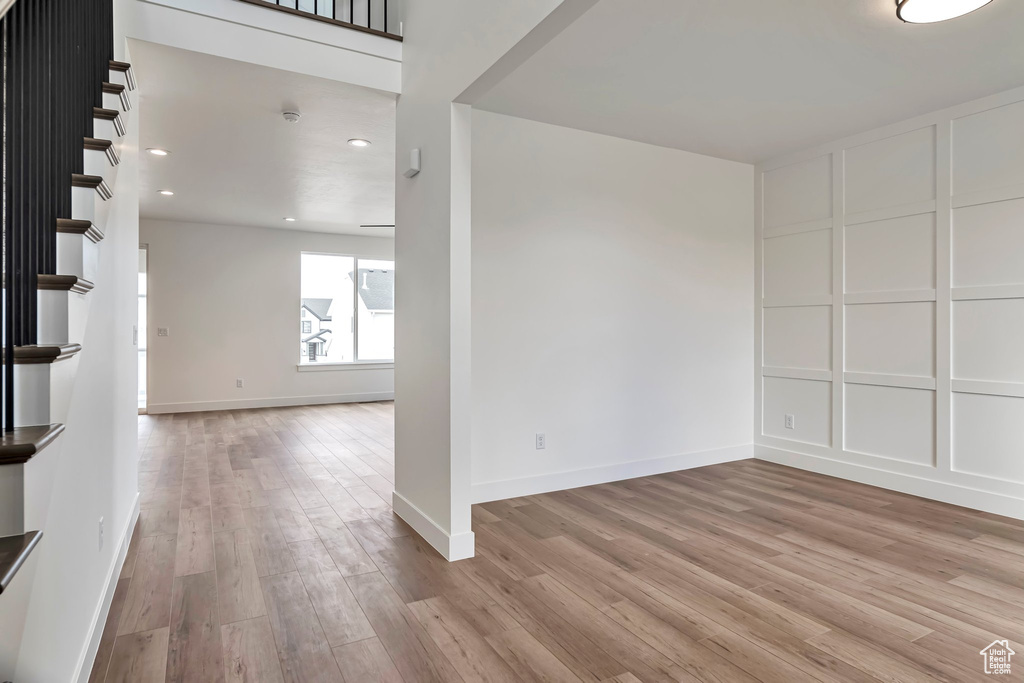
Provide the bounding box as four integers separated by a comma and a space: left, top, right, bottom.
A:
234, 0, 402, 41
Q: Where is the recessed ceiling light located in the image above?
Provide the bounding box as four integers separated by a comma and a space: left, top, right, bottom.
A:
159, 190, 174, 196
284, 217, 297, 222
147, 148, 170, 156
348, 139, 371, 148
896, 0, 994, 23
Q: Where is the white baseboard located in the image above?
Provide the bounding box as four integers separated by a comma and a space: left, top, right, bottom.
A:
147, 391, 395, 414
471, 444, 753, 504
392, 490, 475, 562
756, 445, 1024, 521
74, 492, 140, 683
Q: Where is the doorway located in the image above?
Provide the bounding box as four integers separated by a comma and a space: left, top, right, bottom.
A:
138, 245, 148, 412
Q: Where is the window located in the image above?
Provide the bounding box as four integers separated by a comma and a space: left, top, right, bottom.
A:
300, 253, 394, 364
356, 259, 395, 361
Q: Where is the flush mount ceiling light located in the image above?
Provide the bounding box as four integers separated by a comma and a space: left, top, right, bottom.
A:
284, 217, 297, 222
158, 190, 174, 196
348, 139, 371, 148
896, 0, 994, 23
147, 148, 170, 156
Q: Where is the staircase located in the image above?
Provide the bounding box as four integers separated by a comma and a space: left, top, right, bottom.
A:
0, 0, 134, 600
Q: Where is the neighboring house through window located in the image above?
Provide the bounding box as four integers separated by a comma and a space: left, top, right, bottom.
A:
300, 253, 394, 363
351, 260, 395, 361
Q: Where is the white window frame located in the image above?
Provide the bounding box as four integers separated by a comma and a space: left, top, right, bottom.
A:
298, 251, 394, 369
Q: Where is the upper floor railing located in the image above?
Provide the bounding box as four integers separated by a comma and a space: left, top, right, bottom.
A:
237, 0, 402, 40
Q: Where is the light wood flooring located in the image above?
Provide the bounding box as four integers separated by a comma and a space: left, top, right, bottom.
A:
89, 402, 1024, 682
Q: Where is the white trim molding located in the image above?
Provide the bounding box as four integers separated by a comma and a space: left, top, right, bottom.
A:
763, 217, 832, 239
297, 361, 395, 372
762, 367, 832, 382
757, 445, 1024, 521
762, 293, 833, 308
471, 444, 753, 504
392, 491, 475, 562
844, 289, 936, 305
951, 284, 1024, 302
75, 493, 140, 683
952, 379, 1024, 399
147, 391, 394, 414
844, 199, 936, 227
755, 84, 1024, 522
951, 182, 1024, 209
843, 372, 937, 391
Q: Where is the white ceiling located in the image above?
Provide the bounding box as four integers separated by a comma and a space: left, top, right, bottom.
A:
132, 40, 396, 236
475, 0, 1024, 163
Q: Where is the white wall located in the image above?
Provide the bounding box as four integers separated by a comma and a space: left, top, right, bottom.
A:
141, 219, 395, 413
3, 42, 142, 683
470, 111, 754, 501
755, 85, 1024, 521
393, 0, 577, 560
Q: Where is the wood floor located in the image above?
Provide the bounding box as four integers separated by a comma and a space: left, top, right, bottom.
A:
89, 402, 1024, 682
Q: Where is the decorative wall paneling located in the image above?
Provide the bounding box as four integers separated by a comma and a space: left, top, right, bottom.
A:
755, 86, 1024, 519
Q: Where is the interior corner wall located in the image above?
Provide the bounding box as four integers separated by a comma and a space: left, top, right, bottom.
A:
393, 0, 565, 561
470, 111, 755, 502
755, 84, 1024, 521
140, 219, 395, 413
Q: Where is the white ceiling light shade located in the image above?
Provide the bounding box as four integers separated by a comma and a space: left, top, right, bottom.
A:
896, 0, 994, 23
159, 190, 175, 196
284, 217, 297, 222
348, 139, 371, 148
147, 148, 170, 156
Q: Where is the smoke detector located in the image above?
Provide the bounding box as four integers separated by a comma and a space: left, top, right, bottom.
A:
282, 111, 301, 124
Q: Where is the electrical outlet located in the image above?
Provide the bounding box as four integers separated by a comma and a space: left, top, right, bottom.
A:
535, 433, 546, 450
785, 414, 795, 430
157, 327, 169, 337
98, 517, 104, 551
236, 379, 244, 388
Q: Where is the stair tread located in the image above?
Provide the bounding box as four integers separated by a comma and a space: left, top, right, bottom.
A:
37, 274, 94, 293
108, 60, 136, 91
84, 137, 114, 149
92, 107, 126, 137
71, 173, 106, 188
102, 81, 132, 111
0, 424, 64, 465
84, 137, 120, 165
71, 173, 112, 200
3, 344, 82, 364
56, 218, 104, 243
92, 106, 120, 120
0, 530, 42, 594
